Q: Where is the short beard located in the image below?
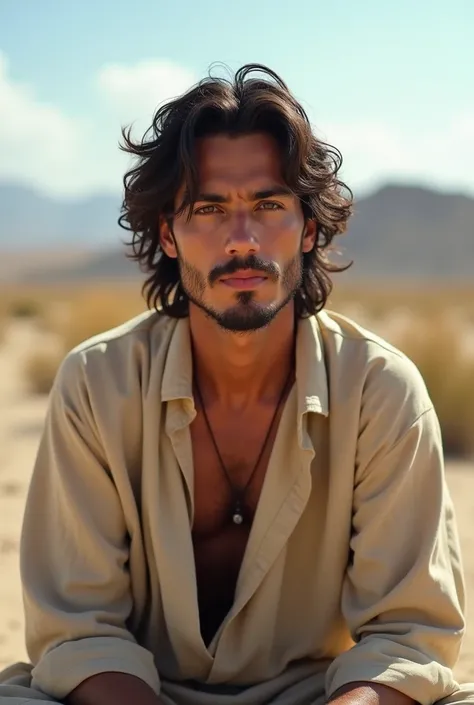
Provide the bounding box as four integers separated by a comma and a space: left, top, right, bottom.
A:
176, 248, 303, 333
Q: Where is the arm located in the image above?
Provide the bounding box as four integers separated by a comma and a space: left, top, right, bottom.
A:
20, 353, 161, 703
326, 364, 465, 705
328, 682, 415, 705
66, 673, 164, 705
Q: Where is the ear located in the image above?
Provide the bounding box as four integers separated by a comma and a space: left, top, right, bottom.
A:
302, 219, 317, 253
159, 216, 178, 259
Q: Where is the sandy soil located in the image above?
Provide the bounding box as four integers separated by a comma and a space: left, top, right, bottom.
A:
0, 321, 472, 681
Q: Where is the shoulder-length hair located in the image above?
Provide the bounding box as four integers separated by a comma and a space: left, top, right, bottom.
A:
119, 63, 353, 317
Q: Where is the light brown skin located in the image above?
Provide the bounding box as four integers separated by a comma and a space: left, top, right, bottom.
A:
66, 134, 414, 705
162, 132, 316, 644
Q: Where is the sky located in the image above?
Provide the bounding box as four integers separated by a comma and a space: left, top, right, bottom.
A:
0, 0, 473, 200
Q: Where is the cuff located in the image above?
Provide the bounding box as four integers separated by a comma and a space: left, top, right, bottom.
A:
31, 636, 161, 700
325, 641, 460, 705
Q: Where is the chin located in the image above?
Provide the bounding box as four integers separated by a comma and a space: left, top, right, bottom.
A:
211, 301, 285, 333
190, 290, 294, 333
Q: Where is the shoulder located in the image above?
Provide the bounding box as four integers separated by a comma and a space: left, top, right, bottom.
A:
316, 309, 434, 444
52, 309, 177, 406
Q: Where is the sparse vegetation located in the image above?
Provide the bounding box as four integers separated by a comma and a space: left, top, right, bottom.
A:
5, 283, 473, 459
329, 284, 474, 321
331, 294, 474, 459
392, 315, 474, 458
8, 298, 43, 319
58, 288, 146, 353
23, 349, 64, 396
18, 284, 146, 394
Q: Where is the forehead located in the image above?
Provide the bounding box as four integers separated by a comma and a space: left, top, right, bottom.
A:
194, 132, 285, 188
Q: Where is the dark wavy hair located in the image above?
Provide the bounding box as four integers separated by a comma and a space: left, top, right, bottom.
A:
119, 63, 353, 317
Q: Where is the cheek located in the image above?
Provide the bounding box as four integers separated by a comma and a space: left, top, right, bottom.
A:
273, 210, 304, 235
264, 213, 304, 249
173, 227, 212, 267
282, 210, 302, 227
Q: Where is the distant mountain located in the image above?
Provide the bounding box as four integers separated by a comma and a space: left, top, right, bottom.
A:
345, 185, 474, 279
0, 182, 123, 249
1, 182, 473, 282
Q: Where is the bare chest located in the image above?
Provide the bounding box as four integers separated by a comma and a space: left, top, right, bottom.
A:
190, 406, 279, 534
190, 404, 283, 644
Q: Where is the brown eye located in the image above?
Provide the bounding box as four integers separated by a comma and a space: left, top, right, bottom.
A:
257, 201, 282, 211
194, 205, 221, 215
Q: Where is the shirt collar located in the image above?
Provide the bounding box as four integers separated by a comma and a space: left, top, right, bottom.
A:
161, 317, 194, 405
160, 314, 329, 420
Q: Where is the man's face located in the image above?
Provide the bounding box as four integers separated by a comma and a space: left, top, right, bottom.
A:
160, 132, 316, 332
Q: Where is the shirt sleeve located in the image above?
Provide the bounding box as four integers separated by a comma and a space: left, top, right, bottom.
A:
20, 352, 161, 701
326, 378, 466, 705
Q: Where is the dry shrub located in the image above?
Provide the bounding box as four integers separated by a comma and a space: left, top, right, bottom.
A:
24, 349, 64, 395
8, 298, 43, 319
0, 287, 52, 322
330, 284, 474, 322
58, 288, 146, 352
23, 285, 146, 395
394, 314, 474, 459
20, 284, 474, 444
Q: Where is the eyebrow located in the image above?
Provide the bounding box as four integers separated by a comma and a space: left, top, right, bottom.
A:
195, 186, 294, 203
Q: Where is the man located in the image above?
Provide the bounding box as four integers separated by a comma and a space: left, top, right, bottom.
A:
0, 64, 472, 705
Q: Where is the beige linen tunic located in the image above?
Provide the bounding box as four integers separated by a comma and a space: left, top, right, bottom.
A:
0, 309, 472, 705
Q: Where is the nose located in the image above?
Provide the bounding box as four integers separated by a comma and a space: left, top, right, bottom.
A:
224, 214, 260, 257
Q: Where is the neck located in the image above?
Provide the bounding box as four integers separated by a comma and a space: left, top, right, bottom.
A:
189, 303, 296, 410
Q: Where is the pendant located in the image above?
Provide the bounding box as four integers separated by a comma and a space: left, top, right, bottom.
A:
232, 501, 244, 525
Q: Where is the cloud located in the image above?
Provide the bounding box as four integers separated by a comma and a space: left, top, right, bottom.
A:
0, 54, 197, 197
0, 52, 85, 195
97, 59, 196, 130
316, 115, 474, 196
0, 51, 472, 199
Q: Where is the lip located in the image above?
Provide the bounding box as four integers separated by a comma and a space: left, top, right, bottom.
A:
221, 276, 267, 290
220, 270, 268, 290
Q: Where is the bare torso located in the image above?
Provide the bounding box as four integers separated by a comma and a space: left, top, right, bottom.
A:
190, 396, 289, 646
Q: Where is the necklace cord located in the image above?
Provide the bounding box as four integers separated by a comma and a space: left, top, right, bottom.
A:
193, 340, 296, 522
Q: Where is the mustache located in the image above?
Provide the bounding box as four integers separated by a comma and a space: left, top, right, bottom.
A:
208, 255, 280, 286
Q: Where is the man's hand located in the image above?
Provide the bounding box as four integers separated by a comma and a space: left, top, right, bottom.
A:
66, 672, 165, 705
328, 682, 417, 705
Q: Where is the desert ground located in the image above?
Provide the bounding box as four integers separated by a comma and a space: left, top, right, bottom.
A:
0, 315, 473, 683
